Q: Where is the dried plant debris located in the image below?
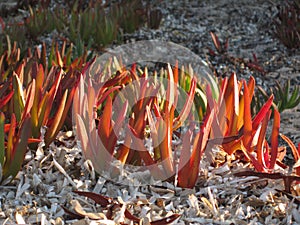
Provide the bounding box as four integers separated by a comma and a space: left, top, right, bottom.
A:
0, 131, 299, 224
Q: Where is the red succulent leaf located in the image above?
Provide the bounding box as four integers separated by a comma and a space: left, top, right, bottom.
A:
209, 133, 240, 145
252, 53, 258, 63
280, 134, 300, 176
252, 95, 274, 130
220, 137, 241, 155
101, 70, 130, 88
280, 134, 300, 162
247, 62, 266, 75
98, 95, 113, 150
42, 69, 62, 125
0, 91, 14, 109
243, 149, 266, 172
256, 110, 271, 166
247, 76, 255, 101
173, 61, 179, 84
27, 138, 41, 143
173, 77, 196, 130
128, 124, 157, 166
207, 47, 216, 56
210, 32, 222, 53
178, 109, 214, 188
96, 86, 121, 107
177, 129, 193, 187
269, 109, 280, 170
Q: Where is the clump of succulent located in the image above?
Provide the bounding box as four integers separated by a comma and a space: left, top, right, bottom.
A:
66, 0, 161, 50
0, 43, 300, 193
24, 6, 55, 39
0, 0, 162, 55
147, 8, 163, 29
74, 60, 212, 188
0, 40, 87, 183
207, 32, 266, 76
74, 58, 300, 191
0, 112, 37, 183
0, 3, 55, 51
17, 0, 50, 9
254, 79, 300, 113
273, 0, 300, 49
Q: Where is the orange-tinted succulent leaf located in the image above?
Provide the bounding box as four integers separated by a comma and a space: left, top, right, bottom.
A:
178, 109, 214, 188
242, 80, 253, 150
177, 129, 193, 187
44, 90, 68, 146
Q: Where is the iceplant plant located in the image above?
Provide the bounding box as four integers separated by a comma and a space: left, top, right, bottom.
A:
11, 63, 78, 148
0, 112, 33, 183
74, 62, 214, 188
207, 73, 284, 172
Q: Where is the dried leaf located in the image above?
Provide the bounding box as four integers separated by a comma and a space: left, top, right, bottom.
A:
71, 200, 106, 220
150, 213, 181, 225
74, 191, 113, 207
15, 212, 26, 224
